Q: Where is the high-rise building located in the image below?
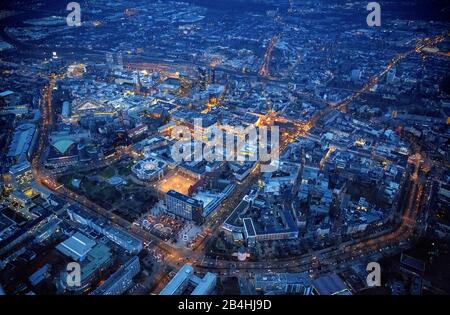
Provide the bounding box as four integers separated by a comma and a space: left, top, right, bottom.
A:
116, 52, 123, 71
209, 67, 216, 84
387, 67, 397, 83
106, 52, 114, 69
62, 101, 71, 119
198, 66, 208, 90
165, 190, 204, 224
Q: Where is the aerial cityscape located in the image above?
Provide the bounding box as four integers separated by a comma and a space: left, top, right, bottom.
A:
0, 0, 449, 299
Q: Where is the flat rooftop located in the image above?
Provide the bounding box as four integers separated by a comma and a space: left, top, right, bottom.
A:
56, 232, 96, 261
191, 272, 216, 295
166, 190, 203, 208
224, 199, 250, 227
313, 273, 352, 295
160, 264, 193, 295
243, 218, 256, 237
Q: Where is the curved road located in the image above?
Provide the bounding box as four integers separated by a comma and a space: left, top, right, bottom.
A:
19, 10, 444, 275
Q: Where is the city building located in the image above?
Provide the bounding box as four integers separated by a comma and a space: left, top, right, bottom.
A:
58, 241, 113, 293
1, 0, 449, 298
165, 190, 204, 224
8, 161, 33, 189
131, 157, 167, 181
56, 232, 96, 262
7, 123, 37, 163
91, 256, 140, 295
243, 212, 298, 244
160, 264, 216, 295
312, 273, 352, 295
104, 226, 143, 254
255, 272, 313, 295
66, 204, 142, 254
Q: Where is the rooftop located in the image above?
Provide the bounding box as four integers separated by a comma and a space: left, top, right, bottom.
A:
166, 190, 203, 208
313, 273, 352, 295
160, 264, 193, 295
56, 232, 96, 261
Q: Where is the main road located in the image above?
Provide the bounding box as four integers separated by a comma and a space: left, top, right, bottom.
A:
28, 27, 445, 278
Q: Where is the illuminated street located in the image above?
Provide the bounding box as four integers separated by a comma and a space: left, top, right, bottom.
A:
0, 0, 449, 301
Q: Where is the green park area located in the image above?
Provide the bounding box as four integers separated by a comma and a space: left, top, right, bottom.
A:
58, 160, 157, 222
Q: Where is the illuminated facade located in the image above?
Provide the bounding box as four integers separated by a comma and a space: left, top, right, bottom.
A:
165, 190, 204, 224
